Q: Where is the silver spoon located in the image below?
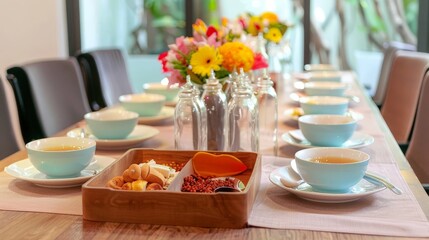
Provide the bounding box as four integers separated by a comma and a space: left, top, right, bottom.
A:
363, 173, 403, 195
80, 128, 87, 138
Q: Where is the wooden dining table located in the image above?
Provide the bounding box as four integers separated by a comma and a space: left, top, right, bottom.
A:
1, 72, 428, 239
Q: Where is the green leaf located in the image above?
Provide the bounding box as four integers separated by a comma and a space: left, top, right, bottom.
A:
215, 69, 230, 79
152, 16, 179, 28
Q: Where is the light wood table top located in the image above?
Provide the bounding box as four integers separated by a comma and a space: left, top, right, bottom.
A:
1, 72, 428, 239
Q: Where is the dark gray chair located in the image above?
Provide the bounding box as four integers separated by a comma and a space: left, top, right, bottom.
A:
76, 48, 133, 111
7, 58, 91, 141
0, 76, 24, 159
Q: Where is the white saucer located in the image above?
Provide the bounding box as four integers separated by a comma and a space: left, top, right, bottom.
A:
138, 106, 175, 124
165, 100, 178, 107
67, 125, 159, 150
282, 130, 374, 149
269, 165, 386, 203
289, 92, 360, 106
5, 155, 116, 188
283, 107, 364, 121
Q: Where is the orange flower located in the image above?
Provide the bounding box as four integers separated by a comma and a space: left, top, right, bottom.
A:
218, 42, 254, 72
261, 12, 279, 24
221, 17, 229, 27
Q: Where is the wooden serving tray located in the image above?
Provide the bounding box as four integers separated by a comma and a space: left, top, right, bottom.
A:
82, 149, 261, 228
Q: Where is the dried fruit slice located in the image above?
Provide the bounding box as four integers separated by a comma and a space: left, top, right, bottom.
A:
131, 180, 148, 191
144, 167, 166, 186
192, 152, 248, 177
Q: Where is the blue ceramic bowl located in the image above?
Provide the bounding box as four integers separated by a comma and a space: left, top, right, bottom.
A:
308, 71, 342, 82
304, 64, 336, 72
300, 96, 349, 115
298, 114, 356, 147
26, 137, 96, 178
120, 93, 166, 117
304, 81, 347, 96
143, 83, 180, 102
85, 109, 138, 139
295, 148, 369, 192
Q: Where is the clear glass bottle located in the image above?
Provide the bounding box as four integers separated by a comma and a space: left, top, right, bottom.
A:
192, 81, 207, 150
201, 70, 228, 151
255, 70, 278, 156
228, 83, 259, 152
237, 68, 258, 105
223, 69, 239, 102
252, 32, 269, 82
174, 76, 206, 150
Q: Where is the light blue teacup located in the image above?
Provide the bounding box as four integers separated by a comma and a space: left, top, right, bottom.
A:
295, 148, 369, 192
85, 109, 138, 139
304, 64, 336, 72
119, 93, 166, 117
143, 83, 180, 102
304, 81, 347, 97
308, 71, 342, 82
298, 114, 356, 147
300, 96, 349, 115
26, 137, 96, 178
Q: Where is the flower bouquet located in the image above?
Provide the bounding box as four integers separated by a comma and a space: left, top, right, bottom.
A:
158, 19, 268, 86
237, 11, 290, 44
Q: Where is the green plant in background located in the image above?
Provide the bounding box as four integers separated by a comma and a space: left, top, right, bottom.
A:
403, 0, 418, 35
145, 0, 185, 29
359, 0, 387, 35
144, 0, 186, 53
347, 0, 417, 50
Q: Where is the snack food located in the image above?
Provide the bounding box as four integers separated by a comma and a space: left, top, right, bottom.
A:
107, 160, 181, 191
181, 175, 236, 193
192, 152, 248, 177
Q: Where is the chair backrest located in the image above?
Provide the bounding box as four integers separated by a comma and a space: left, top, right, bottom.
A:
76, 49, 133, 111
0, 76, 25, 159
381, 51, 429, 144
7, 68, 45, 143
406, 71, 429, 184
373, 42, 416, 106
7, 58, 91, 139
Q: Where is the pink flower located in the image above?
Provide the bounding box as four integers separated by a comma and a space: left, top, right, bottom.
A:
194, 34, 221, 48
252, 53, 269, 70
169, 70, 185, 85
165, 51, 178, 70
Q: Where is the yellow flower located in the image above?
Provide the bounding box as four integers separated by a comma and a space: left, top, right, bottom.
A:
260, 12, 279, 24
219, 42, 254, 72
264, 28, 282, 43
247, 16, 263, 36
190, 46, 223, 77
192, 19, 207, 36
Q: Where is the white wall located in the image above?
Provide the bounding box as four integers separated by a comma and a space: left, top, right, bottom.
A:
0, 0, 68, 80
79, 0, 166, 93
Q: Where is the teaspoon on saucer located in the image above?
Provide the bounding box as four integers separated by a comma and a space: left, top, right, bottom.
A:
288, 131, 305, 144
363, 173, 402, 195
279, 166, 304, 188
